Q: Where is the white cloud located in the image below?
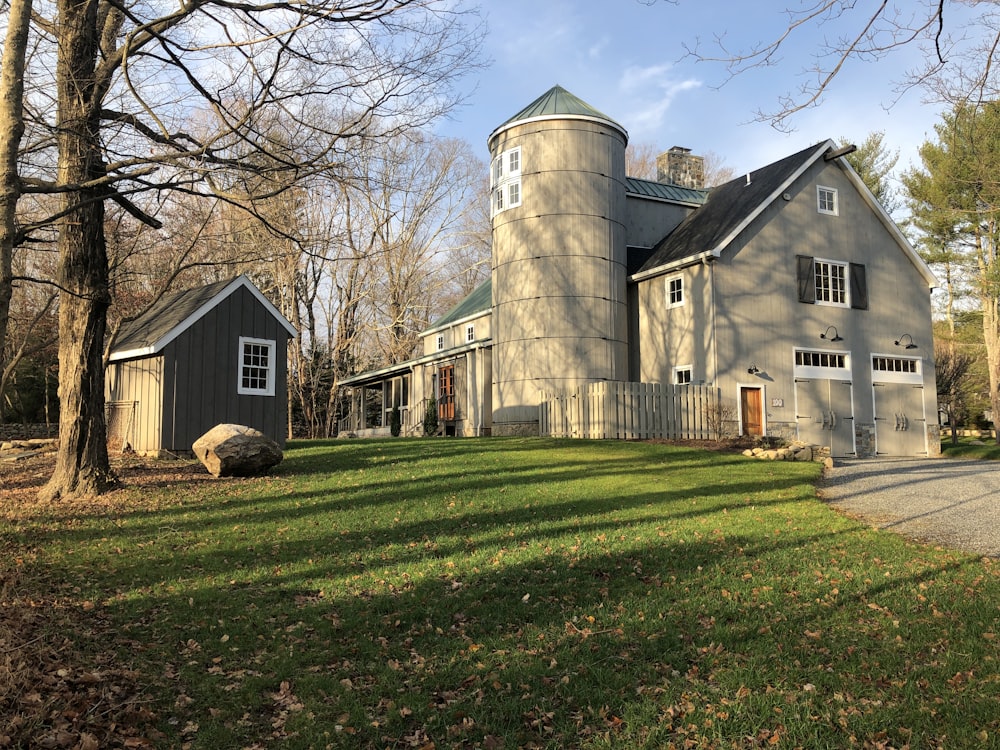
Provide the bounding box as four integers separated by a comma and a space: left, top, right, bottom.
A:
619, 63, 678, 93
618, 68, 703, 138
588, 36, 610, 60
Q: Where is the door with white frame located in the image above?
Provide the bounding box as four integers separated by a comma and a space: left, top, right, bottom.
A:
871, 355, 928, 456
793, 349, 856, 457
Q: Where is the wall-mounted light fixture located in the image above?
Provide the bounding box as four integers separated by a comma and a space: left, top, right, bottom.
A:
894, 333, 917, 349
747, 364, 760, 375
820, 325, 843, 342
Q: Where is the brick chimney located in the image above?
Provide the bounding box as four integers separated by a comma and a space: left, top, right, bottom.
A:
656, 146, 705, 189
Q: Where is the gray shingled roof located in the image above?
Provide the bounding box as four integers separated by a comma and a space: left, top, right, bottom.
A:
113, 278, 235, 354
636, 142, 828, 275
110, 275, 295, 360
490, 85, 627, 141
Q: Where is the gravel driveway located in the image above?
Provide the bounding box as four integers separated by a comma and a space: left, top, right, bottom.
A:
818, 458, 1000, 558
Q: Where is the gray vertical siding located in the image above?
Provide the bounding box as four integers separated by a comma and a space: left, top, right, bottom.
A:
165, 285, 289, 450
109, 285, 290, 453
637, 157, 937, 455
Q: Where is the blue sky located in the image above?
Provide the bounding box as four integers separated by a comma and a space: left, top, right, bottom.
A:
437, 1, 951, 180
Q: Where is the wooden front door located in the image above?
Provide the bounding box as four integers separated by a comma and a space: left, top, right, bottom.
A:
438, 365, 455, 421
740, 386, 763, 437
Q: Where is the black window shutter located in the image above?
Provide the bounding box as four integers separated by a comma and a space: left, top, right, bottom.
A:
797, 255, 815, 303
850, 263, 868, 310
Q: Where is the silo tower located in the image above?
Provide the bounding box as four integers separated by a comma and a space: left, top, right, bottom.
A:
488, 85, 629, 434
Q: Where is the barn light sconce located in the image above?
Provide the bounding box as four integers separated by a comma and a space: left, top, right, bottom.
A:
820, 325, 843, 342
747, 364, 760, 375
894, 333, 917, 349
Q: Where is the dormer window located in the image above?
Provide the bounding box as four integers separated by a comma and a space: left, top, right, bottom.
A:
491, 146, 522, 216
466, 324, 475, 342
436, 334, 444, 351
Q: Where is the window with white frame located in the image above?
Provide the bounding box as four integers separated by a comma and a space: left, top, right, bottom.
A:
466, 324, 475, 342
814, 259, 848, 306
436, 334, 445, 351
490, 146, 522, 216
871, 355, 922, 384
673, 366, 693, 385
238, 337, 276, 396
797, 255, 867, 310
666, 275, 684, 307
794, 348, 850, 379
817, 186, 838, 215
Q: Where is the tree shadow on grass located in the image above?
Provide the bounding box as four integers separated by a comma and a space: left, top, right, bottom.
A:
88, 525, 995, 749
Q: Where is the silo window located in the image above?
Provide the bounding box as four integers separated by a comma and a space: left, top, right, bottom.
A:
491, 146, 522, 216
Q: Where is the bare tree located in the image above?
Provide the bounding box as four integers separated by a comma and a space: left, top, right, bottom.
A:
935, 344, 976, 445
626, 141, 660, 180
0, 1, 485, 499
0, 0, 33, 412
677, 1, 993, 129
702, 150, 736, 188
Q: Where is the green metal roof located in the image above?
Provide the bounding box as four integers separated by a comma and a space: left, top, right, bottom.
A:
490, 85, 627, 142
425, 278, 491, 332
625, 176, 709, 206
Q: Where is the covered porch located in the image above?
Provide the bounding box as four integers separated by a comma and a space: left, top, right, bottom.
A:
338, 364, 425, 437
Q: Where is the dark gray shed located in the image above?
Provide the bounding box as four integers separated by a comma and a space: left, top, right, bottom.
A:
106, 276, 296, 455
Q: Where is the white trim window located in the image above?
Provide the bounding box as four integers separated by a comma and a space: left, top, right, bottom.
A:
871, 355, 922, 384
814, 258, 848, 306
794, 348, 850, 380
466, 324, 475, 342
817, 185, 838, 215
673, 366, 693, 385
238, 337, 276, 396
436, 334, 445, 351
491, 146, 522, 216
666, 274, 684, 308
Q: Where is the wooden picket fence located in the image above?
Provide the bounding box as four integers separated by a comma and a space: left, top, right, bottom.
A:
539, 381, 719, 440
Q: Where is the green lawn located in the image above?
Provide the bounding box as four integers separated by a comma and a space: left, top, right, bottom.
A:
5, 438, 1000, 749
940, 435, 1000, 460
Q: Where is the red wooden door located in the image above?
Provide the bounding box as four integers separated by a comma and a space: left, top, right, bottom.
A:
438, 366, 455, 421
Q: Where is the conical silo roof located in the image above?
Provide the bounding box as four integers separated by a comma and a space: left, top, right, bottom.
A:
488, 85, 628, 146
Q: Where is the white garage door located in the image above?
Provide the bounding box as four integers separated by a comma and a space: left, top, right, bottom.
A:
871, 355, 927, 457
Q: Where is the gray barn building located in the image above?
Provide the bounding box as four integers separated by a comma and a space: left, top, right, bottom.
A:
341, 85, 940, 457
106, 276, 296, 455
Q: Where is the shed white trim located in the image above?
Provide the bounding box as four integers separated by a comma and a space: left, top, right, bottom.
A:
108, 275, 296, 362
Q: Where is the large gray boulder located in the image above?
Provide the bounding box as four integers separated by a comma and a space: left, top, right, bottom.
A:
193, 424, 282, 477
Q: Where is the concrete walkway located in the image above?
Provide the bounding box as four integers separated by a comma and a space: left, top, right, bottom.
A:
818, 457, 1000, 558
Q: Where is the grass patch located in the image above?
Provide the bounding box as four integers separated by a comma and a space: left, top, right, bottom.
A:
941, 436, 1000, 460
4, 438, 1000, 749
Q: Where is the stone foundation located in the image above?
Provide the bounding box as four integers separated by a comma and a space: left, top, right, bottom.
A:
766, 421, 797, 442
926, 424, 942, 456
491, 421, 540, 437
854, 422, 876, 458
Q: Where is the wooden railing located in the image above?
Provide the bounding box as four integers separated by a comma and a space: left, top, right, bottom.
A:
540, 382, 719, 440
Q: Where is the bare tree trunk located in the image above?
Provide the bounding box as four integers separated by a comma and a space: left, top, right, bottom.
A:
39, 0, 113, 500
0, 0, 32, 412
